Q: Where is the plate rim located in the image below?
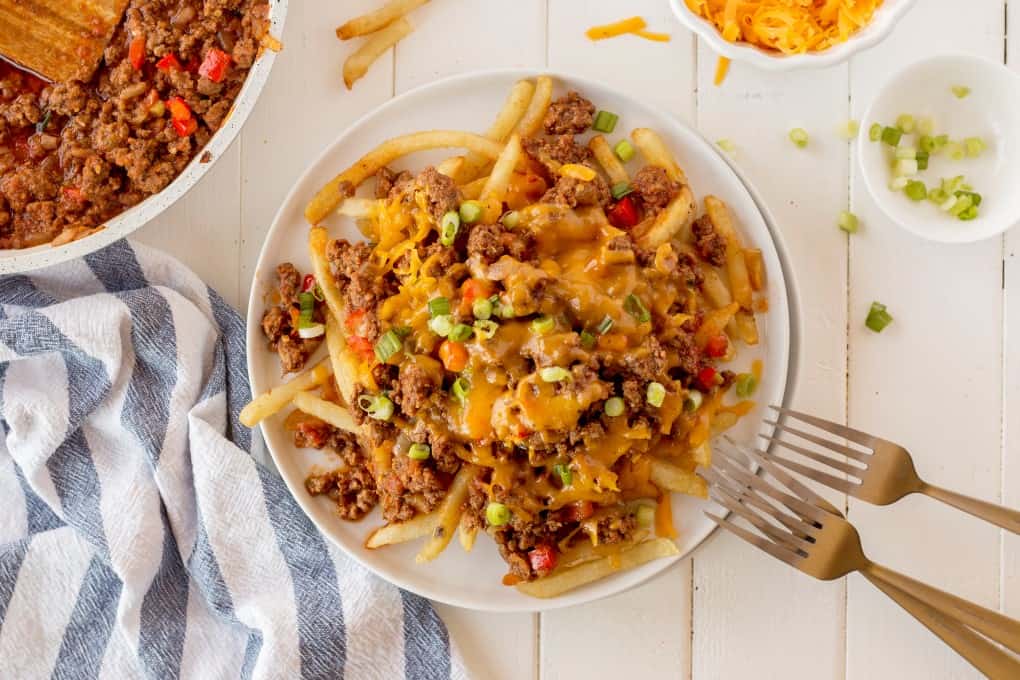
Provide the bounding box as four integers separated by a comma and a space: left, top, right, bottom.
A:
246, 67, 803, 612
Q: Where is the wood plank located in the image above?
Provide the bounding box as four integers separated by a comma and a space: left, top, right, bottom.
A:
846, 2, 1005, 677
692, 42, 850, 680
1004, 3, 1019, 623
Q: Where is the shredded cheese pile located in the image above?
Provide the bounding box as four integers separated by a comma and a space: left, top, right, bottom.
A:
685, 0, 883, 54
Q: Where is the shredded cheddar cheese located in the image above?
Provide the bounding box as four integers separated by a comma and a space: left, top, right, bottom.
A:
586, 16, 672, 43
685, 0, 883, 54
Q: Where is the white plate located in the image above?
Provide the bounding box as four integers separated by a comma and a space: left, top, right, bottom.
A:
0, 0, 288, 274
247, 69, 800, 612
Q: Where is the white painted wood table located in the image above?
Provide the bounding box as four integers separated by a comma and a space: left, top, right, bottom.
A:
136, 1, 1019, 677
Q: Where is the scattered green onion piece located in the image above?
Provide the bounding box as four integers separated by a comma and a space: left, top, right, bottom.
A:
943, 176, 966, 193
734, 373, 758, 399
358, 394, 394, 421
297, 292, 315, 327
865, 302, 893, 333
894, 146, 917, 160
614, 139, 635, 162
311, 284, 325, 302
956, 190, 982, 207
838, 120, 859, 140
501, 210, 521, 229
440, 211, 460, 246
474, 320, 499, 340
951, 85, 971, 99
374, 330, 402, 362
868, 123, 882, 142
949, 195, 973, 217
958, 205, 980, 221
604, 397, 625, 417
947, 141, 965, 161
552, 463, 572, 487
916, 150, 930, 171
428, 314, 454, 337
918, 135, 935, 154
895, 114, 915, 133
889, 176, 909, 191
635, 504, 655, 528
531, 316, 555, 335
905, 180, 927, 201
933, 134, 949, 151
881, 126, 902, 147
788, 127, 809, 148
459, 200, 483, 224
838, 210, 859, 234
408, 443, 431, 460
893, 159, 918, 177
646, 382, 666, 407
927, 187, 948, 204
35, 110, 52, 134
449, 323, 474, 342
540, 366, 572, 383
611, 182, 633, 200
716, 138, 737, 154
917, 116, 935, 136
596, 316, 614, 334
624, 294, 651, 323
496, 301, 515, 319
964, 137, 986, 158
593, 110, 619, 133
486, 502, 510, 526
683, 390, 704, 412
298, 323, 325, 339
579, 330, 596, 349
939, 195, 958, 212
393, 326, 412, 338
428, 296, 451, 318
452, 377, 470, 405
472, 297, 493, 320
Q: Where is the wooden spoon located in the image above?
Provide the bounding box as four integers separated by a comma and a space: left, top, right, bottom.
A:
0, 0, 131, 83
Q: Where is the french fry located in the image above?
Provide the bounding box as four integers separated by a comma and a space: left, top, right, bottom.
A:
309, 227, 345, 322
326, 313, 362, 406
691, 440, 712, 467
478, 133, 522, 223
291, 392, 359, 434
649, 459, 708, 498
343, 18, 414, 91
710, 411, 740, 435
704, 196, 752, 310
240, 360, 333, 428
516, 539, 680, 598
436, 156, 465, 179
631, 128, 687, 185
734, 310, 760, 346
458, 515, 478, 553
694, 302, 739, 348
366, 510, 440, 549
336, 0, 429, 40
513, 75, 553, 138
589, 135, 630, 186
700, 268, 733, 309
632, 185, 696, 250
459, 175, 489, 200
338, 198, 381, 220
744, 248, 765, 291
306, 130, 504, 224
416, 464, 478, 563
455, 80, 534, 183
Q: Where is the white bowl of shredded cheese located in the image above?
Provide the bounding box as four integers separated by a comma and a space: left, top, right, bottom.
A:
670, 0, 919, 71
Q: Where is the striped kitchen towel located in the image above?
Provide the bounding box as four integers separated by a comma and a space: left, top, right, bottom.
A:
0, 240, 469, 680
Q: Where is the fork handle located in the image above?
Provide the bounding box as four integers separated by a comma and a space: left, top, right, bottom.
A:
918, 482, 1020, 534
861, 572, 1020, 679
861, 561, 1020, 654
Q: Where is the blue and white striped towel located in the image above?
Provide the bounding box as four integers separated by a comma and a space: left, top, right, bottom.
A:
0, 240, 469, 680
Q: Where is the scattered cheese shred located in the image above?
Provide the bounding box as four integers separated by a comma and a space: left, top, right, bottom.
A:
586, 16, 672, 43
685, 0, 883, 54
714, 56, 731, 86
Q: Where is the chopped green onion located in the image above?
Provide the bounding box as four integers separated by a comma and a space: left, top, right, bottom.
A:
788, 127, 809, 148
646, 381, 666, 407
596, 315, 614, 334
838, 120, 859, 140
429, 314, 454, 337
918, 135, 935, 154
683, 390, 704, 412
593, 110, 619, 133
868, 123, 882, 142
501, 210, 520, 229
474, 319, 499, 340
611, 182, 633, 200
947, 141, 965, 161
716, 138, 737, 154
496, 301, 515, 319
408, 443, 431, 460
472, 297, 493, 320
311, 284, 325, 302
358, 394, 394, 421
949, 195, 973, 217
531, 315, 555, 335
459, 200, 483, 224
865, 302, 893, 333
449, 323, 474, 342
635, 504, 655, 528
624, 294, 651, 323
881, 126, 902, 147
933, 134, 949, 151
428, 296, 451, 318
540, 366, 572, 383
896, 114, 915, 133
956, 190, 982, 207
297, 292, 315, 328
614, 139, 635, 162
374, 330, 403, 362
486, 502, 510, 526
951, 85, 971, 99
552, 463, 572, 487
35, 109, 51, 134
889, 176, 910, 191
452, 377, 470, 405
904, 180, 927, 201
579, 330, 596, 349
440, 211, 460, 246
939, 195, 959, 212
916, 150, 929, 171
893, 159, 918, 177
958, 205, 980, 221
917, 116, 935, 136
734, 373, 758, 399
298, 323, 325, 339
942, 176, 965, 193
927, 187, 948, 204
894, 146, 917, 160
838, 210, 859, 234
604, 396, 625, 417
964, 137, 986, 157
393, 326, 412, 338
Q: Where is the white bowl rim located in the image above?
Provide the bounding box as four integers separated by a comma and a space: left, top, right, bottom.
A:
668, 0, 920, 71
0, 0, 289, 275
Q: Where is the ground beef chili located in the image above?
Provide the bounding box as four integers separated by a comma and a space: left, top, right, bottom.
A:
0, 0, 269, 249
261, 263, 324, 374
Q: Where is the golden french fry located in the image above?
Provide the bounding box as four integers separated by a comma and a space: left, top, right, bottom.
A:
700, 268, 733, 309
337, 198, 381, 220
649, 459, 708, 498
455, 80, 534, 183
710, 411, 739, 435
694, 302, 739, 349
306, 131, 504, 224
459, 175, 489, 200
631, 128, 687, 185
691, 440, 712, 467
734, 310, 760, 346
325, 314, 362, 406
291, 392, 359, 434
478, 134, 522, 223
704, 196, 752, 310
458, 516, 478, 553
366, 510, 440, 549
516, 539, 680, 598
436, 156, 465, 179
589, 135, 629, 186
336, 0, 429, 40
744, 248, 765, 291
343, 18, 414, 91
416, 464, 478, 563
513, 75, 553, 138
240, 360, 333, 428
632, 185, 696, 250
309, 227, 345, 322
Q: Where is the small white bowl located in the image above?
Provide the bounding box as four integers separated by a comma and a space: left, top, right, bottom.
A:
669, 0, 918, 71
858, 54, 1020, 244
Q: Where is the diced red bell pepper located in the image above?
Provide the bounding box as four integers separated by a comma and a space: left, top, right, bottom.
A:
129, 37, 146, 71
10, 131, 31, 162
345, 309, 366, 333
198, 48, 232, 83
697, 366, 718, 391
705, 334, 729, 358
347, 335, 375, 362
61, 186, 84, 203
301, 274, 316, 292
172, 117, 198, 137
607, 195, 640, 229
156, 53, 182, 71
167, 97, 196, 137
559, 500, 594, 523
458, 278, 493, 315
528, 545, 558, 574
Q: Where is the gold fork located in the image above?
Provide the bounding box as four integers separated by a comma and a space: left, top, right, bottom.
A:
758, 406, 1020, 534
701, 442, 1020, 678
